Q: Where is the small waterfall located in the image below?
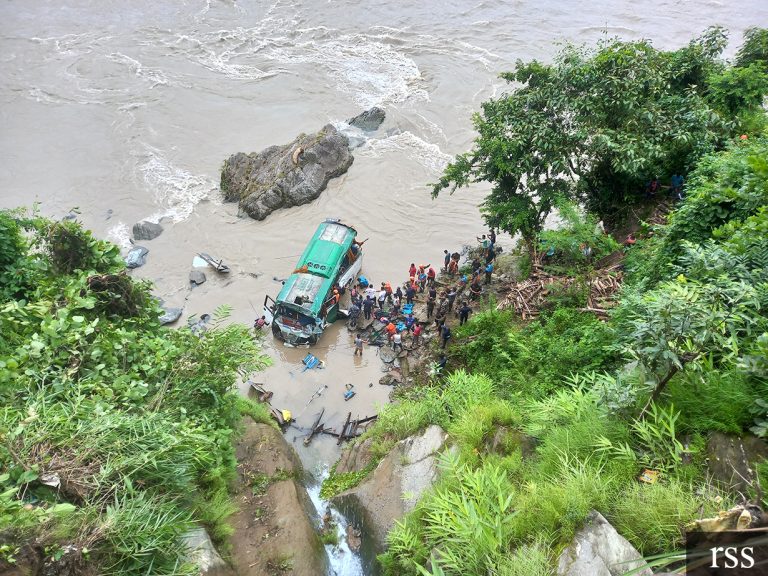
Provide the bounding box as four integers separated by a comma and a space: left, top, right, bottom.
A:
307, 467, 365, 576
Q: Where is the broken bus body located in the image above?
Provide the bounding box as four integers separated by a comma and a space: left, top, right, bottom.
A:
264, 219, 363, 345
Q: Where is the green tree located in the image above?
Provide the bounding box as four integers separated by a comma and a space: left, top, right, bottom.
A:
432, 29, 750, 252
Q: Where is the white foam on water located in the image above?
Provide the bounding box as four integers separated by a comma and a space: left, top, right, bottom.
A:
106, 221, 132, 251
138, 145, 217, 223
359, 131, 452, 174
154, 12, 428, 106
107, 52, 170, 88
265, 34, 429, 107
30, 32, 107, 57
159, 29, 288, 81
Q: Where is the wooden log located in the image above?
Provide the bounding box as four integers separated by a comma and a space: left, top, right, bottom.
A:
303, 408, 325, 447
337, 412, 352, 446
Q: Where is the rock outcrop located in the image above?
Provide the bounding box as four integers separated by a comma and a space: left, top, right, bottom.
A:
189, 270, 207, 285
347, 107, 386, 132
333, 425, 450, 552
706, 432, 768, 492
221, 124, 353, 220
228, 421, 326, 576
556, 511, 652, 576
132, 220, 163, 241
182, 528, 231, 576
158, 306, 182, 325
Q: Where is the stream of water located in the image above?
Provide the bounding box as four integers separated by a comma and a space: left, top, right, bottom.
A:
1, 1, 766, 573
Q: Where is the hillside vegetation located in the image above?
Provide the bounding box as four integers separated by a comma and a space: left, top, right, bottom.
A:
0, 211, 270, 574
358, 27, 768, 576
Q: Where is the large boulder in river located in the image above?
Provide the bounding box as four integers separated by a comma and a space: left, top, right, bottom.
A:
347, 107, 386, 132
132, 220, 163, 241
333, 425, 451, 553
556, 511, 651, 576
220, 124, 353, 220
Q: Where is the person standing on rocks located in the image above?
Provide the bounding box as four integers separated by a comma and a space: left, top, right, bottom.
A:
409, 263, 417, 278
459, 301, 472, 326
405, 283, 416, 306
412, 323, 422, 347
485, 261, 493, 285
446, 287, 457, 312
426, 286, 437, 319
417, 266, 428, 293
435, 306, 446, 330
393, 331, 402, 353
354, 334, 363, 357
363, 296, 374, 321
447, 252, 459, 276
427, 266, 437, 288
392, 293, 401, 316
377, 284, 387, 309
443, 249, 451, 272
441, 324, 451, 349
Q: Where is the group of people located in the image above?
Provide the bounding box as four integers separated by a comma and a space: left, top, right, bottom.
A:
349, 230, 499, 355
646, 173, 685, 201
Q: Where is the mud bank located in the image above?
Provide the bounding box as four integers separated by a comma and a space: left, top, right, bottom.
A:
228, 419, 326, 576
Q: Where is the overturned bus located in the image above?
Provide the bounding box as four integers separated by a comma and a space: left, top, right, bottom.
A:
264, 220, 363, 345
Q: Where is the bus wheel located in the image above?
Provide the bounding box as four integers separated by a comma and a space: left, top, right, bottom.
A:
272, 323, 281, 338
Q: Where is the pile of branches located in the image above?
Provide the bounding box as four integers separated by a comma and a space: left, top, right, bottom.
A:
497, 264, 623, 320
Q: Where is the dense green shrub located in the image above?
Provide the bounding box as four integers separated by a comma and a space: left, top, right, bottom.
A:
456, 307, 617, 397
0, 212, 269, 574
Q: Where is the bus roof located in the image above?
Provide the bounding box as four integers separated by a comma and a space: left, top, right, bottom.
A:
295, 222, 357, 279
275, 221, 358, 317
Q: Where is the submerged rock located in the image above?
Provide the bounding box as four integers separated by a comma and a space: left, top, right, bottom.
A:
556, 511, 651, 576
125, 246, 149, 269
347, 107, 386, 132
132, 220, 164, 241
333, 425, 450, 552
220, 124, 353, 221
189, 270, 207, 285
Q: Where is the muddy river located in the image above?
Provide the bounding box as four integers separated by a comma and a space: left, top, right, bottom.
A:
1, 0, 765, 572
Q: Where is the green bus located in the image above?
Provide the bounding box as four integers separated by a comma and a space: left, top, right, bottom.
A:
264, 219, 363, 345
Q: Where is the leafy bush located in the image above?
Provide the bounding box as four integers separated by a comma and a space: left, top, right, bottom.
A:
666, 368, 756, 434
539, 202, 619, 266
363, 370, 496, 458
456, 307, 617, 398
382, 453, 516, 576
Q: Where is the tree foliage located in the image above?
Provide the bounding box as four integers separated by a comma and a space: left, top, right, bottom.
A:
432, 28, 768, 249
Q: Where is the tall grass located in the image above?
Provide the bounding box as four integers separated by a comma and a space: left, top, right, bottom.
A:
608, 479, 729, 555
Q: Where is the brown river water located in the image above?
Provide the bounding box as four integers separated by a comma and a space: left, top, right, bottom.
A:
1, 0, 765, 572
